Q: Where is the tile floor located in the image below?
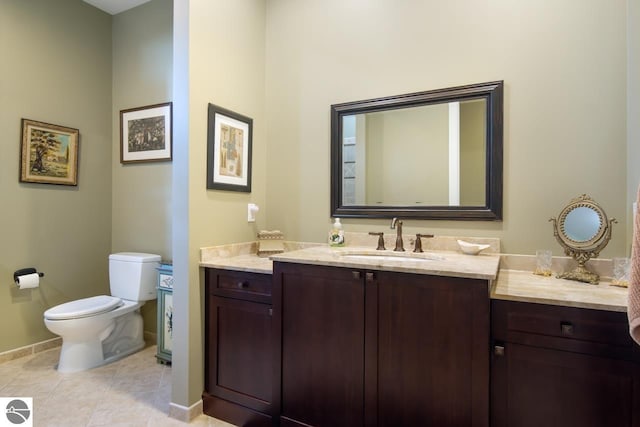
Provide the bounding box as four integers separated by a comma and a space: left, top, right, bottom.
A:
0, 345, 236, 427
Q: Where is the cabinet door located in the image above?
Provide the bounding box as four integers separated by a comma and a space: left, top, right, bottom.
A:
376, 271, 489, 427
492, 342, 637, 427
205, 295, 274, 416
275, 263, 365, 427
156, 288, 173, 363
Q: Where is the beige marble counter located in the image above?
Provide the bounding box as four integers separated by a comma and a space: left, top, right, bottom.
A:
270, 246, 500, 280
200, 237, 500, 280
200, 241, 321, 274
200, 253, 274, 274
492, 269, 628, 312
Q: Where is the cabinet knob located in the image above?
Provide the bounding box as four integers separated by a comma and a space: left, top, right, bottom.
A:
494, 345, 505, 357
560, 321, 574, 335
366, 272, 375, 282
352, 271, 361, 279
237, 281, 249, 289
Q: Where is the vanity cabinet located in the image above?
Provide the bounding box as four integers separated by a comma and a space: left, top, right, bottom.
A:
273, 262, 490, 427
491, 300, 640, 427
203, 268, 275, 427
376, 270, 490, 426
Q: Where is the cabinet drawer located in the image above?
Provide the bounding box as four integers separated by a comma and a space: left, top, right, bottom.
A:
206, 268, 272, 303
492, 300, 634, 352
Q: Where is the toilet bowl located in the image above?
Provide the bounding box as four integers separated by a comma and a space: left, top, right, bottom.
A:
43, 252, 161, 373
44, 296, 143, 373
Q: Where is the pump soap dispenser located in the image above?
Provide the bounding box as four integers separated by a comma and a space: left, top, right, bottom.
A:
329, 218, 345, 247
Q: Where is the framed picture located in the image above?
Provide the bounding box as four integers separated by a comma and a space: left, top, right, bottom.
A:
207, 103, 252, 192
20, 119, 79, 186
120, 102, 172, 163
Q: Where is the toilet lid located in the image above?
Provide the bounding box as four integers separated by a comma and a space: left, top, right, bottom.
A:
44, 295, 123, 320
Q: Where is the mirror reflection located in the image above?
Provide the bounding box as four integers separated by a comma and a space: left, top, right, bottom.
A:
563, 207, 601, 242
331, 80, 504, 220
341, 99, 486, 207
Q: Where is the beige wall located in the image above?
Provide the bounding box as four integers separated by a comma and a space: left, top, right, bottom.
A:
172, 0, 267, 407
364, 106, 450, 205
265, 0, 628, 257
112, 0, 173, 336
0, 0, 112, 352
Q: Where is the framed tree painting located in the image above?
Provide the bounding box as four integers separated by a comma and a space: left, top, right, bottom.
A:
120, 102, 172, 163
207, 103, 252, 192
20, 119, 79, 186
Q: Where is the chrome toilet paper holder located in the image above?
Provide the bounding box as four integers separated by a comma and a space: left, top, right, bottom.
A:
14, 268, 44, 283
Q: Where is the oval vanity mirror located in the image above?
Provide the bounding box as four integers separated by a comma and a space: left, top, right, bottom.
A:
550, 194, 616, 284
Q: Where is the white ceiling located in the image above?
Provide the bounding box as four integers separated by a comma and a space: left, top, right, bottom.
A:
83, 0, 152, 15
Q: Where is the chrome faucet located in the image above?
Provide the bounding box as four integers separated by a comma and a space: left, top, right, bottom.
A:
390, 217, 405, 252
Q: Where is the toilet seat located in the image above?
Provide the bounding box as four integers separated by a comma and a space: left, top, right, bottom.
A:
44, 295, 123, 320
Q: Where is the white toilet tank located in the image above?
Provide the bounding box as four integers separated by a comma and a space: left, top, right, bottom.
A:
109, 252, 162, 302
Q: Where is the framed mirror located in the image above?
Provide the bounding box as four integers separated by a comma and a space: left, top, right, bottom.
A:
550, 194, 616, 284
330, 81, 503, 220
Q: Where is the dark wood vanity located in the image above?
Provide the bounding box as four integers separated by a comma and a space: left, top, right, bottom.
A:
203, 254, 638, 427
203, 268, 276, 425
204, 257, 491, 427
491, 300, 640, 427
274, 262, 490, 427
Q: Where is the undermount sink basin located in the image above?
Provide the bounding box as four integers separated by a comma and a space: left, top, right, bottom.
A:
337, 250, 444, 262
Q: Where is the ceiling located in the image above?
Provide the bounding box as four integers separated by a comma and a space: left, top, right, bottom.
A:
83, 0, 152, 15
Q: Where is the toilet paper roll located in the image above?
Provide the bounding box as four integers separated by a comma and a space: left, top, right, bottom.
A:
16, 273, 40, 289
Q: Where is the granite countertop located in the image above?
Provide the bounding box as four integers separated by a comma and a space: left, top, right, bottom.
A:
492, 269, 628, 312
270, 246, 500, 280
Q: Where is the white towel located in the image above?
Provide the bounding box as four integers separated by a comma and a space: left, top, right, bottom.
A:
629, 185, 640, 345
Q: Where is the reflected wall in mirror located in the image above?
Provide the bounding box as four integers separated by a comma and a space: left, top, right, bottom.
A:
331, 81, 503, 220
549, 194, 617, 284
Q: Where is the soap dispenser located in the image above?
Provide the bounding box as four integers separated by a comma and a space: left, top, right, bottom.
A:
329, 218, 345, 247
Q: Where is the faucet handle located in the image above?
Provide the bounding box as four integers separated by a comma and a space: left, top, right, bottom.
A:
413, 233, 434, 253
368, 232, 386, 250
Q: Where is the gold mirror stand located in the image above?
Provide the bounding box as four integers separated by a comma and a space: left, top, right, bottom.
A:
549, 246, 601, 284
549, 195, 616, 285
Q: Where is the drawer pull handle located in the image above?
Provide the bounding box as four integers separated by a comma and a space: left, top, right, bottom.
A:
560, 321, 574, 335
237, 281, 249, 289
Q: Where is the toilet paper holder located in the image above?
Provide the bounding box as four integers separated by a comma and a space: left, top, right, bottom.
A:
14, 268, 44, 283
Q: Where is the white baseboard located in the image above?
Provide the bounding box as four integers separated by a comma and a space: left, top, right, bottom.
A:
168, 399, 203, 422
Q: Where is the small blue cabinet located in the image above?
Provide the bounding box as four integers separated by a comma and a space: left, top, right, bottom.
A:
156, 262, 173, 364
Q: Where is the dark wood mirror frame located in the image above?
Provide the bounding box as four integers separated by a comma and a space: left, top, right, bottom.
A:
330, 80, 504, 220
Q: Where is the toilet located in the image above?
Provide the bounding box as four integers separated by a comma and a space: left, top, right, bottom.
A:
44, 252, 161, 373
